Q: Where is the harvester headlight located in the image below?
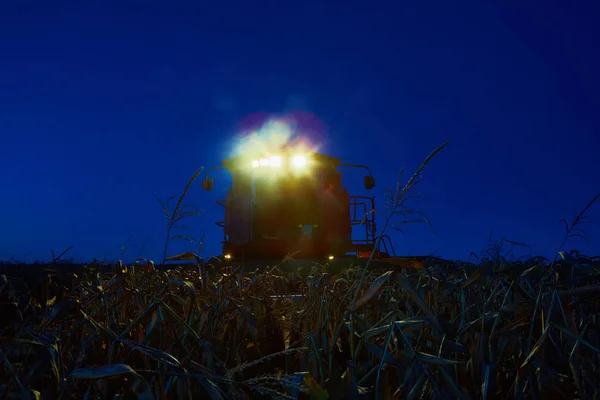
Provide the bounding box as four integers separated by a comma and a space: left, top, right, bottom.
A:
291, 155, 307, 169
251, 155, 282, 168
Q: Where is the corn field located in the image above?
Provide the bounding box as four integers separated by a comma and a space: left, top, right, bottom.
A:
1, 251, 600, 400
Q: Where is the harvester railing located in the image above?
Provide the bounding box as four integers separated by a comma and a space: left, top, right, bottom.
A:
376, 234, 396, 257
349, 195, 376, 246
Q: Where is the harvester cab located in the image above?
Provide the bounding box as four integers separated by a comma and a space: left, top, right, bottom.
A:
202, 149, 393, 264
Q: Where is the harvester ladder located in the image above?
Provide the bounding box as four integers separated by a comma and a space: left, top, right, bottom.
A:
216, 199, 226, 243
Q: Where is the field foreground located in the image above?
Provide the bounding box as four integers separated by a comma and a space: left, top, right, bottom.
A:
1, 253, 600, 400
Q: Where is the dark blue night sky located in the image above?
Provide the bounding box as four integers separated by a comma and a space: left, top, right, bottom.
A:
1, 0, 598, 263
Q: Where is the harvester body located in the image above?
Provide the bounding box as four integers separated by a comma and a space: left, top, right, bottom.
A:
202, 149, 385, 262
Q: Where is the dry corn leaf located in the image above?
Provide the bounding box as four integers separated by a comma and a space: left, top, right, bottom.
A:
352, 271, 393, 311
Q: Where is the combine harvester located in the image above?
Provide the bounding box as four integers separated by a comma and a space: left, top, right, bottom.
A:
200, 147, 425, 273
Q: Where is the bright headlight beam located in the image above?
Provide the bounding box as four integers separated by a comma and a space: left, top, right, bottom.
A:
291, 155, 307, 168
264, 156, 282, 167
252, 154, 311, 169
252, 155, 282, 168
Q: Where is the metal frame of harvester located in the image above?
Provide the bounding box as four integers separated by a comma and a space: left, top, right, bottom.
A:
201, 148, 402, 271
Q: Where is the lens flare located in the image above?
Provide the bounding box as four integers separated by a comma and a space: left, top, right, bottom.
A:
230, 111, 326, 159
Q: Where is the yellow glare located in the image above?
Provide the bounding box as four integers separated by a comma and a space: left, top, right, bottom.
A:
224, 254, 232, 259
328, 255, 334, 260
291, 155, 307, 168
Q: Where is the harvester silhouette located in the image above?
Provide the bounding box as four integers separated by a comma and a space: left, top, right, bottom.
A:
201, 148, 424, 272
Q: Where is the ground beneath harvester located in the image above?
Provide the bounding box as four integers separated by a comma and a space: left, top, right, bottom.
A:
204, 254, 440, 275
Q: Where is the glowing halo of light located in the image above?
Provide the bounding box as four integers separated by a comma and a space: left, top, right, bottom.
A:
229, 111, 327, 159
